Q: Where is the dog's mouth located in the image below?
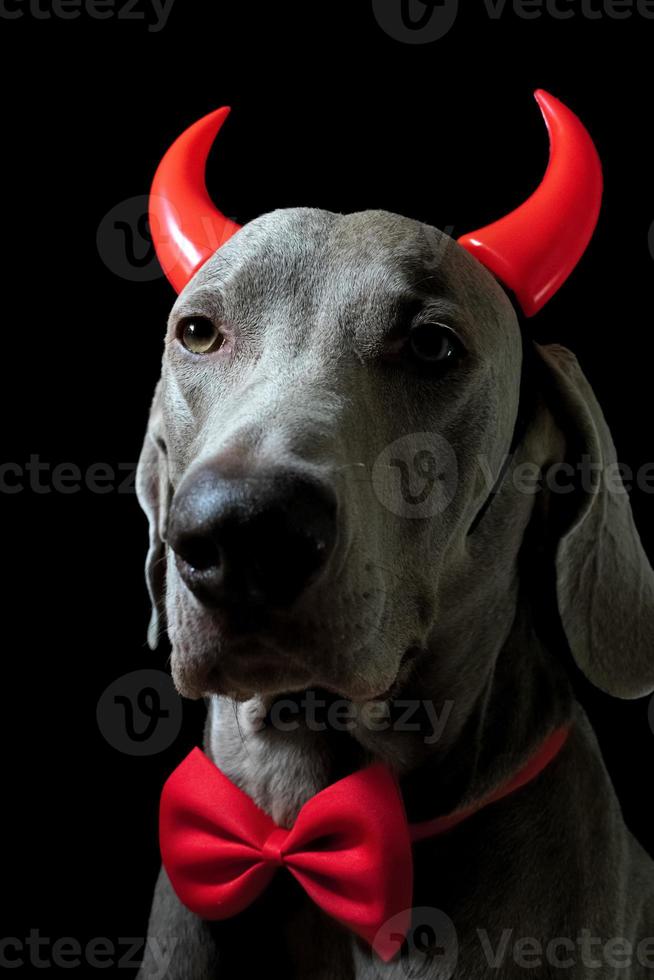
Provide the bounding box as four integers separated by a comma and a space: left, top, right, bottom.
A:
250, 647, 423, 737
221, 645, 422, 708
174, 625, 423, 706
195, 641, 313, 701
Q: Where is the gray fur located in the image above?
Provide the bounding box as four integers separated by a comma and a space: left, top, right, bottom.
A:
136, 208, 654, 978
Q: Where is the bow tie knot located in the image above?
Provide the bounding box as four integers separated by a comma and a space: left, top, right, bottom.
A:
261, 827, 289, 867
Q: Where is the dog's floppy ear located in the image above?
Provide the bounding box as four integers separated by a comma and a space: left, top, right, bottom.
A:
136, 381, 169, 650
535, 342, 654, 698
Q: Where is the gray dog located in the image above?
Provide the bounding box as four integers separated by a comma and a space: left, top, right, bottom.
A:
136, 98, 654, 978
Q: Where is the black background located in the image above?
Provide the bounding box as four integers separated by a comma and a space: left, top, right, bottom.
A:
2, 0, 653, 973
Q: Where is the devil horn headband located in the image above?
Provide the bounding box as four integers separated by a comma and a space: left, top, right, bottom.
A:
149, 90, 602, 315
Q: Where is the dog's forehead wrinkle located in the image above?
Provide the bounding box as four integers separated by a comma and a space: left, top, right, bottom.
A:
202, 207, 334, 284
320, 212, 454, 314
194, 207, 469, 345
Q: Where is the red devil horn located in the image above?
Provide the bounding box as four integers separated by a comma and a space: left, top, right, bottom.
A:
149, 107, 242, 294
458, 90, 602, 316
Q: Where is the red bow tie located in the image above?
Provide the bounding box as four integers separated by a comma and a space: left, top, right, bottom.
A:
160, 749, 413, 962
160, 726, 570, 962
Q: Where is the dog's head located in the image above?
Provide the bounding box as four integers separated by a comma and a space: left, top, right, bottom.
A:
137, 98, 654, 762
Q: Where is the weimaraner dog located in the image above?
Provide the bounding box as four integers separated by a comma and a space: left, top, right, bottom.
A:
136, 93, 654, 978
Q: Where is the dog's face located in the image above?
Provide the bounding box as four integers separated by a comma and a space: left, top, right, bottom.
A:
141, 208, 524, 701
138, 206, 654, 755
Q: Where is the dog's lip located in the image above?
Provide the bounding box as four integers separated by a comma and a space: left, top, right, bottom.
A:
200, 642, 315, 699
253, 646, 426, 711
188, 631, 425, 703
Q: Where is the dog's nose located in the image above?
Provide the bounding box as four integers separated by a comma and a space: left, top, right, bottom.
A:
167, 466, 337, 611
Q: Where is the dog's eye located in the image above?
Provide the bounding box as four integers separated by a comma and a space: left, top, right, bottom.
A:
178, 317, 223, 354
408, 323, 463, 367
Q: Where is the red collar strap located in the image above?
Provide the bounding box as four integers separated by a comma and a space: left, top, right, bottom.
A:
410, 723, 571, 843
159, 724, 570, 962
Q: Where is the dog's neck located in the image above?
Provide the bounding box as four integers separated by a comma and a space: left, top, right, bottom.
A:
205, 590, 574, 828
400, 600, 574, 822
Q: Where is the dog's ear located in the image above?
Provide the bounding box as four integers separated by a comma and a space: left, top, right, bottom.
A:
535, 342, 654, 698
136, 381, 169, 650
